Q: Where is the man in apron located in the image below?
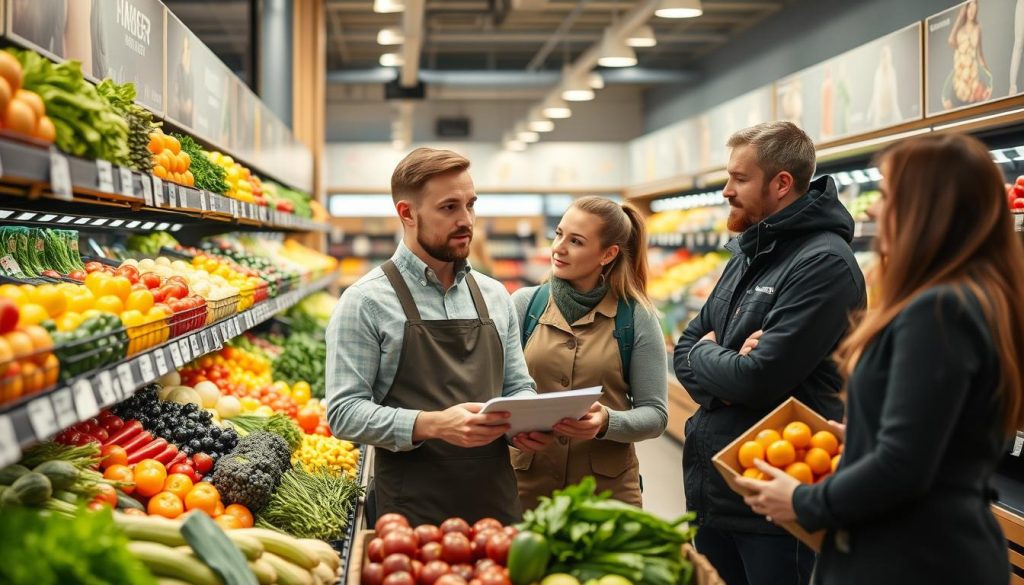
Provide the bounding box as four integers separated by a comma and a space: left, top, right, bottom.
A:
325, 148, 552, 526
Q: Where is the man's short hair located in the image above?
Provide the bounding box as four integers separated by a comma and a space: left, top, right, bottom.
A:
391, 148, 471, 204
727, 121, 817, 195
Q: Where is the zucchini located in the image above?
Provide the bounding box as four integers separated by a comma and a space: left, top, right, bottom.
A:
0, 464, 31, 485
117, 490, 146, 511
262, 552, 314, 585
156, 580, 192, 585
53, 489, 79, 505
312, 562, 338, 585
32, 460, 80, 491
226, 533, 265, 562
113, 512, 187, 546
11, 472, 53, 505
249, 558, 277, 585
126, 541, 223, 585
235, 528, 318, 570
182, 511, 258, 585
298, 539, 340, 572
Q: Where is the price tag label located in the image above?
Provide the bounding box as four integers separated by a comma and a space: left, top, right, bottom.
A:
190, 334, 201, 357
154, 349, 169, 376
95, 371, 116, 407
49, 147, 73, 200
1015, 213, 1023, 232
174, 185, 186, 208
178, 338, 192, 363
696, 232, 706, 246
72, 378, 99, 420
152, 177, 165, 207
1014, 432, 1024, 457
199, 191, 209, 212
51, 387, 77, 430
141, 174, 154, 206
169, 342, 184, 367
685, 233, 695, 249
27, 397, 58, 440
119, 167, 135, 197
164, 182, 176, 208
230, 199, 239, 217
0, 415, 19, 467
137, 353, 155, 382
116, 363, 135, 395
96, 159, 115, 192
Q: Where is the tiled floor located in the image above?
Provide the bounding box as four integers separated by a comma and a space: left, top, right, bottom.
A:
637, 435, 687, 520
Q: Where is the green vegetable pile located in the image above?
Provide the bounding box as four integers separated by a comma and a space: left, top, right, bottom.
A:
0, 506, 155, 585
45, 313, 128, 382
228, 413, 303, 453
96, 79, 157, 173
255, 463, 363, 541
211, 431, 291, 512
263, 181, 312, 218
11, 49, 130, 165
284, 292, 336, 334
0, 227, 83, 278
512, 477, 697, 585
126, 232, 180, 257
174, 134, 229, 194
271, 333, 327, 398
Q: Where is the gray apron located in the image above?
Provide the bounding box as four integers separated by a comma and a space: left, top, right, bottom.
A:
373, 261, 521, 526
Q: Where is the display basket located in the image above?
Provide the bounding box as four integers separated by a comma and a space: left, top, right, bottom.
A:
237, 283, 256, 313
124, 317, 170, 357
206, 294, 240, 325
168, 304, 207, 337
52, 324, 130, 383
0, 346, 60, 407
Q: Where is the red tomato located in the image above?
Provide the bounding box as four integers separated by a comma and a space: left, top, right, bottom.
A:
441, 533, 472, 564
0, 300, 18, 335
382, 554, 413, 576
368, 538, 385, 563
297, 409, 320, 434
315, 425, 331, 437
363, 564, 385, 585
440, 518, 471, 536
169, 462, 195, 477
68, 270, 87, 282
152, 287, 168, 303
100, 444, 128, 469
192, 453, 214, 474
484, 533, 510, 565
115, 265, 140, 284
419, 542, 443, 563
421, 561, 452, 585
383, 531, 419, 558
84, 261, 104, 273
140, 272, 163, 289
163, 282, 189, 300
93, 483, 119, 507
415, 525, 443, 546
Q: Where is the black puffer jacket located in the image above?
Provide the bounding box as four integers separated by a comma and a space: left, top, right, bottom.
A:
674, 175, 866, 534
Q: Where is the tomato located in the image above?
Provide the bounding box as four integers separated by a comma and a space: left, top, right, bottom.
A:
484, 533, 510, 565
67, 270, 87, 282
151, 287, 168, 303
169, 463, 195, 478
224, 503, 254, 528
383, 531, 419, 558
215, 514, 242, 530
441, 533, 473, 565
477, 569, 510, 585
450, 565, 474, 582
84, 261, 105, 273
213, 500, 225, 517
134, 466, 167, 498
148, 491, 184, 519
161, 282, 188, 300
435, 576, 467, 585
421, 561, 452, 585
122, 508, 146, 516
167, 276, 189, 289
115, 265, 140, 284
103, 464, 135, 494
163, 473, 194, 500
384, 573, 416, 585
140, 272, 163, 290
368, 538, 385, 563
294, 408, 320, 434
501, 526, 518, 539
376, 513, 410, 532
93, 483, 118, 507
100, 444, 128, 469
87, 500, 107, 512
315, 425, 332, 437
192, 453, 214, 474
415, 524, 443, 546
419, 542, 444, 563
472, 530, 496, 559
472, 519, 503, 536
363, 564, 385, 585
184, 483, 220, 515
383, 554, 413, 576
440, 518, 471, 536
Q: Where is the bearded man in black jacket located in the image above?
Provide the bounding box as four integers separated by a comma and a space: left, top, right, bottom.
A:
674, 121, 866, 585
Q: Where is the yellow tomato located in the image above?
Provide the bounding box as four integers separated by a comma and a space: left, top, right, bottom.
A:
291, 385, 311, 406
0, 284, 27, 305
272, 381, 291, 396
55, 312, 84, 332
93, 295, 124, 314
84, 272, 109, 297
100, 276, 132, 302
66, 289, 95, 313
125, 289, 154, 314
31, 284, 66, 318
121, 309, 145, 329
240, 397, 260, 412
254, 405, 274, 417
17, 303, 49, 327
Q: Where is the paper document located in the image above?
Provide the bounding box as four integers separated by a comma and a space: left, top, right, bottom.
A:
479, 386, 603, 437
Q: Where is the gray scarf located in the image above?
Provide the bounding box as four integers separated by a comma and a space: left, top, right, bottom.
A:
550, 276, 608, 325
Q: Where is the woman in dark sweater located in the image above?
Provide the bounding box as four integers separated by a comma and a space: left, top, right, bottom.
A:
736, 133, 1024, 584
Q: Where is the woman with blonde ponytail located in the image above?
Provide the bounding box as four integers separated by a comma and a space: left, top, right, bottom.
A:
510, 196, 667, 509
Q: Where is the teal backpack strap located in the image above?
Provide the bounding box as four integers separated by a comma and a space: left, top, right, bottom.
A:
521, 283, 550, 348
613, 297, 636, 381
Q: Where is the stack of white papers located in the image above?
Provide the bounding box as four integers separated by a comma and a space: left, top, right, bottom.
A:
479, 386, 603, 437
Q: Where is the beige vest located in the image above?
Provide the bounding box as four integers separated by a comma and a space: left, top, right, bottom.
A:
511, 288, 642, 510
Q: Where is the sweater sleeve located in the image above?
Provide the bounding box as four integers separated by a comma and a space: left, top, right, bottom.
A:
792, 288, 987, 532
603, 306, 669, 443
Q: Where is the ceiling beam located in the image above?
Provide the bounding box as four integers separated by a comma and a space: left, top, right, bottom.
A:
400, 0, 426, 86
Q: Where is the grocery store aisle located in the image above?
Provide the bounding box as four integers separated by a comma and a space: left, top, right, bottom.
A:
637, 436, 686, 520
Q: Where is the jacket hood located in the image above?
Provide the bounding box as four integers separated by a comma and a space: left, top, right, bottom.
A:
734, 175, 855, 259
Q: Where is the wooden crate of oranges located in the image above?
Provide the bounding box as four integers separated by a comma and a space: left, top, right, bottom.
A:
712, 397, 844, 551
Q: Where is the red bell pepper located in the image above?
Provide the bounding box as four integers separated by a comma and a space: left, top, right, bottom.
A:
104, 420, 143, 446
127, 438, 168, 465
121, 430, 154, 454
153, 443, 179, 466
166, 451, 188, 469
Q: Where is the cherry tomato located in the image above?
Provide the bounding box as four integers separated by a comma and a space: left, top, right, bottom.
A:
162, 473, 194, 500
103, 464, 135, 494
148, 491, 184, 519
224, 504, 254, 528
100, 444, 128, 469
192, 453, 214, 474
93, 483, 118, 507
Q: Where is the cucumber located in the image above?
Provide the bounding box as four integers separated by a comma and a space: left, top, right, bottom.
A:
249, 558, 277, 585
126, 541, 222, 585
261, 552, 314, 585
299, 539, 340, 572
11, 472, 53, 505
113, 512, 187, 546
312, 562, 337, 585
0, 464, 31, 485
33, 460, 80, 491
226, 533, 265, 562
181, 511, 258, 585
116, 490, 146, 511
53, 489, 79, 505
235, 528, 318, 570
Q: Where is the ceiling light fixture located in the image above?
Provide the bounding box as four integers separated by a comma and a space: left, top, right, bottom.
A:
504, 132, 527, 151
377, 27, 405, 45
655, 0, 702, 18
588, 72, 605, 89
516, 124, 540, 143
379, 53, 405, 67
597, 31, 638, 67
627, 25, 657, 47
561, 67, 595, 102
530, 118, 555, 132
542, 97, 573, 119
373, 0, 405, 13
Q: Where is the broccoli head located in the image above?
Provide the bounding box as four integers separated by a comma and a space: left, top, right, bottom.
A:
235, 431, 291, 473
210, 454, 276, 511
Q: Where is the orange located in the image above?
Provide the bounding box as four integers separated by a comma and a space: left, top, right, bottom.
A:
184, 483, 220, 515
148, 491, 184, 519
804, 447, 832, 475
766, 440, 796, 467
93, 295, 124, 314
213, 500, 225, 517
21, 361, 43, 395
21, 325, 52, 363
148, 132, 163, 155
14, 89, 44, 120
162, 473, 194, 500
134, 465, 167, 498
163, 134, 181, 155
84, 272, 109, 297
156, 151, 171, 173
214, 514, 242, 530
125, 289, 154, 314
5, 98, 36, 135
42, 353, 58, 387
783, 422, 812, 449
784, 462, 814, 484
0, 52, 20, 97
178, 151, 191, 172
810, 430, 840, 456
224, 504, 254, 528
100, 276, 132, 302
754, 429, 782, 450
153, 165, 169, 179
103, 464, 135, 494
742, 467, 767, 480
35, 115, 55, 143
831, 454, 841, 473
4, 330, 33, 358
16, 304, 48, 327
737, 441, 765, 469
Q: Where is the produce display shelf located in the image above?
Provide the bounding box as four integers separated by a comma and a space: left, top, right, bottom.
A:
0, 136, 328, 233
340, 445, 374, 583
0, 273, 336, 468
648, 220, 880, 249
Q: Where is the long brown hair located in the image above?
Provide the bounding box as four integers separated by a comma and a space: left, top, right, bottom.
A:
570, 196, 655, 313
835, 133, 1024, 436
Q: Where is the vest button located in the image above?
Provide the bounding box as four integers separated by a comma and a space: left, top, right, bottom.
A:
566, 339, 577, 350
558, 436, 568, 445
560, 376, 569, 387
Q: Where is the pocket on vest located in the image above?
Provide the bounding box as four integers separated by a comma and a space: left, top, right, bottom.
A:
590, 441, 634, 478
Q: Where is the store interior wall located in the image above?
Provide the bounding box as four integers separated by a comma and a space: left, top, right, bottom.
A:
644, 0, 962, 133
326, 85, 645, 143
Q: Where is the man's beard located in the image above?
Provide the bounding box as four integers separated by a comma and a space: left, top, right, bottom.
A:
418, 228, 473, 263
726, 184, 770, 232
